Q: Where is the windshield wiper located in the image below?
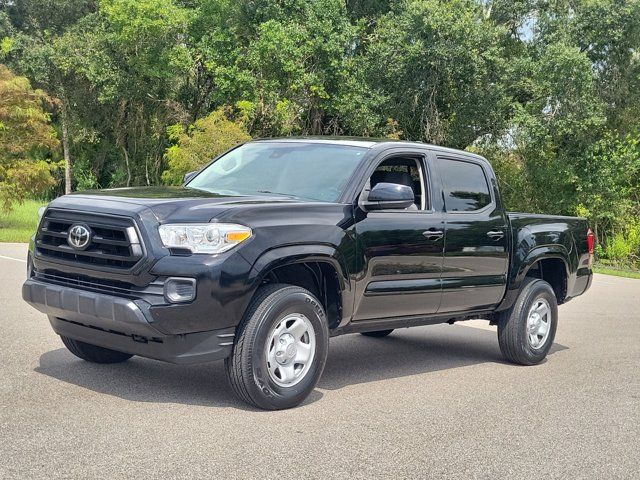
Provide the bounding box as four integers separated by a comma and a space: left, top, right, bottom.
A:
256, 190, 296, 198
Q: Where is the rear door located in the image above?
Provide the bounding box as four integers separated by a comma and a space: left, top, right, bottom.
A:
434, 154, 509, 313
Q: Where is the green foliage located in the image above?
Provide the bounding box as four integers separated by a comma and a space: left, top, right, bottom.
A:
196, 0, 358, 136
469, 143, 532, 213
573, 134, 640, 235
0, 65, 58, 157
100, 0, 191, 82
72, 156, 101, 191
0, 65, 59, 210
605, 234, 634, 262
0, 0, 639, 266
0, 159, 59, 211
162, 108, 250, 185
600, 224, 640, 265
362, 0, 512, 147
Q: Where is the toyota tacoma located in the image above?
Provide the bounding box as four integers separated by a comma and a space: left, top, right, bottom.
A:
23, 138, 594, 409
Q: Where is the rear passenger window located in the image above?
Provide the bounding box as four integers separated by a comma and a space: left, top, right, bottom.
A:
439, 158, 491, 212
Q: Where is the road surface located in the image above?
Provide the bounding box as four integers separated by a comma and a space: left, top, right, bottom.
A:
1, 243, 638, 479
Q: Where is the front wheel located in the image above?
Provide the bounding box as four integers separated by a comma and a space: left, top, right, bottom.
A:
225, 284, 329, 410
497, 278, 558, 365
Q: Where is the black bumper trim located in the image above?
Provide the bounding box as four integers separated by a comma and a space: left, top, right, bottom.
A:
23, 278, 234, 364
23, 278, 163, 338
49, 317, 234, 364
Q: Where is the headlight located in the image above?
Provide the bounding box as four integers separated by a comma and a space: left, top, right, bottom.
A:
158, 223, 252, 254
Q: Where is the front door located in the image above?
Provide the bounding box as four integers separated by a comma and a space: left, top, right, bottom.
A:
352, 153, 444, 320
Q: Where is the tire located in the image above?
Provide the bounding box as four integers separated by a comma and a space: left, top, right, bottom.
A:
497, 277, 558, 366
60, 336, 133, 364
225, 284, 329, 410
361, 329, 394, 338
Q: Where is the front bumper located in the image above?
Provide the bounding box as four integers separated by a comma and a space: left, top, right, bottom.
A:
23, 278, 234, 364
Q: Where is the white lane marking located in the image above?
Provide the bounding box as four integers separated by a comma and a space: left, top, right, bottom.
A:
0, 254, 27, 263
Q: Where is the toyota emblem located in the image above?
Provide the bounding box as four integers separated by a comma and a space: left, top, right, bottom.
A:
67, 224, 92, 250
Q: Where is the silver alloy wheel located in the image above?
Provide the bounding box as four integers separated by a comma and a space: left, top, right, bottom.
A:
265, 313, 316, 387
526, 298, 551, 349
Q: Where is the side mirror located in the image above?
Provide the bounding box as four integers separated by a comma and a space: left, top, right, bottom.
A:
363, 182, 414, 210
183, 171, 198, 184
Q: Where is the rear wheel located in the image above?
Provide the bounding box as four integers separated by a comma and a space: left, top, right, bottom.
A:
225, 284, 329, 410
497, 278, 558, 365
60, 336, 133, 364
361, 329, 394, 338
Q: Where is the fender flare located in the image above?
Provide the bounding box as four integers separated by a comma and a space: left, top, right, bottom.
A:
497, 245, 571, 312
240, 244, 353, 320
247, 244, 350, 289
516, 245, 571, 287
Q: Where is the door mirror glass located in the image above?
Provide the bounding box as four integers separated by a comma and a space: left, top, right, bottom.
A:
183, 171, 198, 184
364, 182, 415, 210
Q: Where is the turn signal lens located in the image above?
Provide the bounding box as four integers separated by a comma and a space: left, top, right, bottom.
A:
226, 231, 251, 242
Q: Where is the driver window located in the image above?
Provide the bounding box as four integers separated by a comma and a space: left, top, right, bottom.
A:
368, 156, 428, 210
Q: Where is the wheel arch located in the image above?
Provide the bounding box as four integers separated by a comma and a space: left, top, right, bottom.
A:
498, 246, 571, 311
245, 245, 352, 329
523, 256, 569, 304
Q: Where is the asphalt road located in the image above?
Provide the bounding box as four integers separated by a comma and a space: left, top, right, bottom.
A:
1, 243, 638, 479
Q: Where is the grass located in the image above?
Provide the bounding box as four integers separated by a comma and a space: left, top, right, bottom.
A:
0, 200, 45, 243
593, 265, 640, 280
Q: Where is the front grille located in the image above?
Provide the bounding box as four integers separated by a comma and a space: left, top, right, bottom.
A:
35, 209, 144, 270
33, 269, 164, 300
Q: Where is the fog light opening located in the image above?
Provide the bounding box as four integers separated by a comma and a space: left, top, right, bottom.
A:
164, 277, 197, 303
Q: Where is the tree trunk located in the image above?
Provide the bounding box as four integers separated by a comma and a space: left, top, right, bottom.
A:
122, 146, 131, 187
145, 157, 150, 186
61, 101, 72, 195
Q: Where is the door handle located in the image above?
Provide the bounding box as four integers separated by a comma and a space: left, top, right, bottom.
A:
487, 230, 505, 240
423, 229, 444, 241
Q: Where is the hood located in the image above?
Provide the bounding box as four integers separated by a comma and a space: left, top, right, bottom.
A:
62, 186, 307, 223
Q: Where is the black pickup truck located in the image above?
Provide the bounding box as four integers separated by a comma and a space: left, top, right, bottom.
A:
23, 138, 593, 409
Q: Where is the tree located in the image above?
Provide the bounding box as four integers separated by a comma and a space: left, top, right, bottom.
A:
1, 0, 98, 195
360, 0, 513, 147
162, 108, 250, 185
0, 65, 59, 210
192, 0, 358, 136
50, 0, 192, 188
3, 0, 191, 192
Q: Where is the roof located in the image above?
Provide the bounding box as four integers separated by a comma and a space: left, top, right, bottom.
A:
249, 136, 486, 162
251, 136, 380, 148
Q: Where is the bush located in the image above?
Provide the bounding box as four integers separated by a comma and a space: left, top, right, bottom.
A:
601, 224, 640, 267
605, 234, 633, 262
0, 160, 58, 211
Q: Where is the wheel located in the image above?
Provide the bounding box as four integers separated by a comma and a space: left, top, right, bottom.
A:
361, 329, 394, 338
225, 284, 329, 410
60, 336, 133, 364
497, 277, 558, 365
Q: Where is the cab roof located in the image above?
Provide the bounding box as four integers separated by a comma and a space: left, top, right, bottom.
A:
250, 136, 486, 162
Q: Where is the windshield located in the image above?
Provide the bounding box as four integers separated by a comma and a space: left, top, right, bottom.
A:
186, 142, 368, 202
